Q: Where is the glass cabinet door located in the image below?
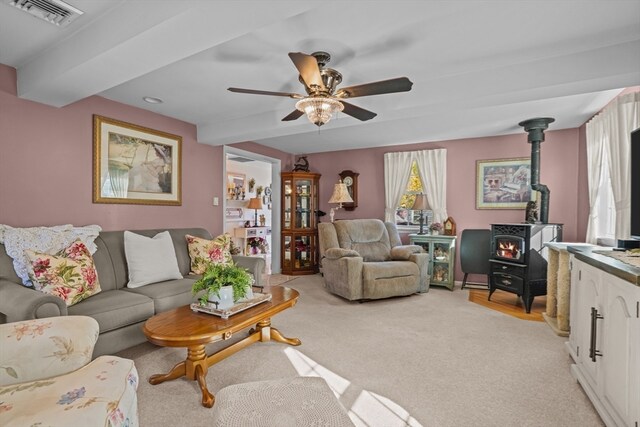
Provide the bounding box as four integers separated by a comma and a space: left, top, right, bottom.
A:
283, 235, 292, 270
294, 235, 313, 269
280, 172, 320, 275
295, 179, 312, 229
284, 178, 292, 229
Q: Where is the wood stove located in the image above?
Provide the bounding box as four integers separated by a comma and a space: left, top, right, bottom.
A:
489, 223, 562, 312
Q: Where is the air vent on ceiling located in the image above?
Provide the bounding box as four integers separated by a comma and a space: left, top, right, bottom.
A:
228, 156, 254, 163
4, 0, 83, 27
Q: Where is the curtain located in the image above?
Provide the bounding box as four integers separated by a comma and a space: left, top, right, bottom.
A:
601, 92, 639, 239
108, 162, 130, 198
383, 152, 413, 222
585, 118, 606, 244
607, 92, 640, 239
415, 149, 448, 223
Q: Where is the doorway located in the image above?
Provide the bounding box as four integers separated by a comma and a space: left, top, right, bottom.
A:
223, 146, 281, 274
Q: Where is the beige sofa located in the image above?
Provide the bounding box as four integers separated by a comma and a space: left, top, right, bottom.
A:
318, 219, 429, 300
0, 228, 265, 356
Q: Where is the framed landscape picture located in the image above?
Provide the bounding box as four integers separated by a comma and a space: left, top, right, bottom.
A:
476, 158, 534, 209
93, 115, 182, 205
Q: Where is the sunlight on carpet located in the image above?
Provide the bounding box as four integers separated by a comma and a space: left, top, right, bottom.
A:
283, 347, 423, 427
468, 289, 545, 321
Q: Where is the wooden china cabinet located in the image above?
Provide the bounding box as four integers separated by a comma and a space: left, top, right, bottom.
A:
281, 172, 321, 275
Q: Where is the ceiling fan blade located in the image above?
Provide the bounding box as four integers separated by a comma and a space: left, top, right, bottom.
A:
282, 110, 304, 122
340, 101, 377, 121
228, 87, 303, 98
336, 77, 413, 99
288, 52, 326, 91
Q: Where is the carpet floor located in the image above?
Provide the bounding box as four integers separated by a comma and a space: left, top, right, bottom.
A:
117, 274, 603, 427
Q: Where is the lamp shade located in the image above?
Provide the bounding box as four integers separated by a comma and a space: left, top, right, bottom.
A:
328, 181, 354, 204
247, 197, 263, 210
411, 194, 430, 210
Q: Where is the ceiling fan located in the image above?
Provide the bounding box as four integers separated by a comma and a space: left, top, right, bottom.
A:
228, 51, 413, 127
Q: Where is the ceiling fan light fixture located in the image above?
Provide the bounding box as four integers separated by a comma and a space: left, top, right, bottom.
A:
295, 97, 344, 127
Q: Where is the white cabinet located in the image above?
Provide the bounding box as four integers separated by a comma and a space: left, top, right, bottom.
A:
602, 274, 640, 427
569, 256, 640, 427
233, 227, 271, 255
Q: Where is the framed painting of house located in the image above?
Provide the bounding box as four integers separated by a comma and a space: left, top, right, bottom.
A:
476, 158, 534, 209
93, 115, 182, 205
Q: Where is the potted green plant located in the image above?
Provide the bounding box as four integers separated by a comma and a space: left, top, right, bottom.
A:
192, 263, 254, 309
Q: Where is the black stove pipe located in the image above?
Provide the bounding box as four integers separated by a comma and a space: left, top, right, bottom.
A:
518, 117, 555, 224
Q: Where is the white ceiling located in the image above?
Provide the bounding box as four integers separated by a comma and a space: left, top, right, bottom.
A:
1, 0, 639, 154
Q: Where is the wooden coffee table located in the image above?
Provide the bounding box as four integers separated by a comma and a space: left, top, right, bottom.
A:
142, 286, 301, 408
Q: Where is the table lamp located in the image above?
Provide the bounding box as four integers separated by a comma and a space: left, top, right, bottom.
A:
411, 193, 430, 235
328, 180, 354, 223
246, 197, 263, 227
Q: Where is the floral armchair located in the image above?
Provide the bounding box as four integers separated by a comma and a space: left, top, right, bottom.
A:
0, 316, 138, 427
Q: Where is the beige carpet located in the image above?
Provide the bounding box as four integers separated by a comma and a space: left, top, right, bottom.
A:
117, 274, 603, 427
260, 273, 296, 287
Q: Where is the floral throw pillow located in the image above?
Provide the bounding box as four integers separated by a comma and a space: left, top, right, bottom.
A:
25, 241, 101, 306
186, 234, 233, 274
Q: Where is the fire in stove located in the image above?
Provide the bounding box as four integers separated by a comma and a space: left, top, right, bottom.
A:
497, 240, 520, 259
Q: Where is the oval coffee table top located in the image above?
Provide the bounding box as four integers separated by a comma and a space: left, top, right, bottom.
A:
143, 286, 299, 348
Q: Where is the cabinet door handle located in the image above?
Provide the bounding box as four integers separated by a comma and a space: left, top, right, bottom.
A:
589, 307, 604, 362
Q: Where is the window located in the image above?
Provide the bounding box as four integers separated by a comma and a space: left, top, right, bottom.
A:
395, 160, 432, 228
595, 150, 616, 244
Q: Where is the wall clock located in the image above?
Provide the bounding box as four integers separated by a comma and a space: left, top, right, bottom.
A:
338, 170, 359, 211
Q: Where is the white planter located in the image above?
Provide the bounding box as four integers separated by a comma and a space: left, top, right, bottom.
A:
208, 286, 234, 310
208, 285, 253, 309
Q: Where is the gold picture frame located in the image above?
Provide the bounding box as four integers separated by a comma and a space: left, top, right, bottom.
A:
476, 157, 534, 209
93, 115, 182, 205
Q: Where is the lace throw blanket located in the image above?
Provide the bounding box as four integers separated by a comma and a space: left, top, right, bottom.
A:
0, 224, 102, 286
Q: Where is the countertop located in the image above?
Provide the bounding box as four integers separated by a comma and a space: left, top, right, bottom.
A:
568, 246, 640, 286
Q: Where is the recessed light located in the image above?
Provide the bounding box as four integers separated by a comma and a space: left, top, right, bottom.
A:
143, 96, 163, 104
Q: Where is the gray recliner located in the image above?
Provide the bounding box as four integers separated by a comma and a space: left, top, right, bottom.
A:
318, 219, 429, 301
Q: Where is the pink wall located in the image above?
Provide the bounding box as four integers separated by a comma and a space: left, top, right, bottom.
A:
0, 64, 225, 234
0, 60, 595, 283
306, 128, 583, 282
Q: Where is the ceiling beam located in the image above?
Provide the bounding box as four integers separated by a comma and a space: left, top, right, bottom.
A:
16, 1, 316, 107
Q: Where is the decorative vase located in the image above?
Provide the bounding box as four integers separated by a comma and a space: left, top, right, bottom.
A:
250, 246, 259, 255
431, 230, 439, 235
208, 286, 234, 310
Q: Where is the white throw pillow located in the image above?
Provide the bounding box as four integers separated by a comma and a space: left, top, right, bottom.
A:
124, 231, 183, 288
